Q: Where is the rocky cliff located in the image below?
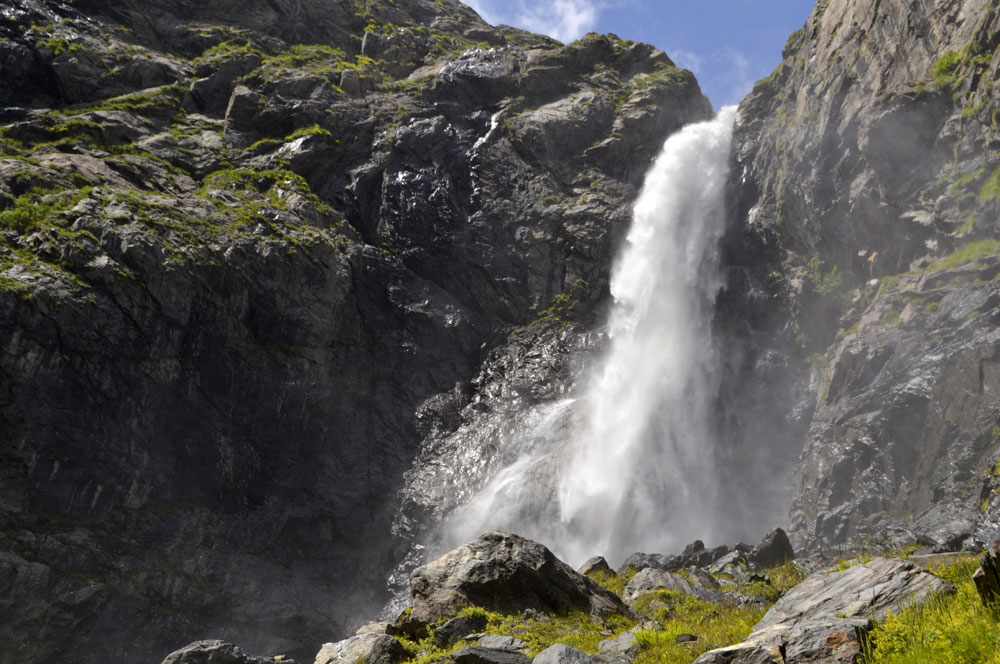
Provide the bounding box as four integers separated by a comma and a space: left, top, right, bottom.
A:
0, 1, 710, 662
731, 0, 1000, 553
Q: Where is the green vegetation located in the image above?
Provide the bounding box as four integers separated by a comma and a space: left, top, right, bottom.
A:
861, 557, 1000, 664
806, 253, 845, 298
631, 591, 764, 664
58, 84, 186, 120
587, 566, 639, 597
932, 50, 962, 88
397, 606, 634, 664
928, 238, 1000, 271
0, 186, 94, 234
979, 166, 1000, 203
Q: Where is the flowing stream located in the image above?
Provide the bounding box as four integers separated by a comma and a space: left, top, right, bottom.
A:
442, 107, 738, 565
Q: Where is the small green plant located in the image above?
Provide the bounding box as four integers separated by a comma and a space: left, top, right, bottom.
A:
807, 253, 844, 297
932, 50, 962, 88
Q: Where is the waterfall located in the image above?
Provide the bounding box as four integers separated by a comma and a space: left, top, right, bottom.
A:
556, 106, 737, 563
441, 107, 738, 566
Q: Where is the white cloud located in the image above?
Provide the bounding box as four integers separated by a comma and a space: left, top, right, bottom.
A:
670, 49, 703, 74
466, 0, 601, 43
666, 47, 755, 108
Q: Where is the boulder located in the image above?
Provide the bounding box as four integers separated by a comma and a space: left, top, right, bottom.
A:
578, 556, 614, 576
476, 636, 526, 651
598, 632, 639, 660
693, 558, 955, 663
616, 553, 670, 574
624, 567, 724, 604
434, 615, 488, 648
314, 634, 404, 664
408, 530, 635, 627
451, 646, 531, 664
160, 641, 286, 664
532, 644, 592, 664
745, 529, 794, 569
973, 540, 1000, 607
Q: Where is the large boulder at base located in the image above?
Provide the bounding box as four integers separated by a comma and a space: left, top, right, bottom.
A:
314, 634, 405, 664
746, 529, 794, 570
693, 558, 955, 663
973, 540, 1000, 607
161, 640, 289, 664
623, 567, 724, 604
408, 530, 636, 626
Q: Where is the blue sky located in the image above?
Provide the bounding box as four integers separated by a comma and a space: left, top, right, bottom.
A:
465, 0, 815, 108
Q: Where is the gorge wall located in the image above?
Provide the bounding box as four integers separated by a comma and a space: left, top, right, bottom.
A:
731, 0, 1000, 554
3, 0, 1000, 662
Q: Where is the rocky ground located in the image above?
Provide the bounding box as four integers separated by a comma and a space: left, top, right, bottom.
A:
155, 530, 974, 664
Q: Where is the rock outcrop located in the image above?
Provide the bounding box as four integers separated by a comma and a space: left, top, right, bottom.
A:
160, 641, 291, 664
0, 1, 710, 662
973, 539, 1000, 607
405, 530, 635, 628
694, 558, 955, 663
314, 634, 405, 664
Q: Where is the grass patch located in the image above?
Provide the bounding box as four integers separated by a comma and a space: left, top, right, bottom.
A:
861, 557, 999, 663
587, 566, 639, 597
979, 166, 1000, 203
929, 239, 1000, 271
631, 590, 765, 664
932, 50, 962, 88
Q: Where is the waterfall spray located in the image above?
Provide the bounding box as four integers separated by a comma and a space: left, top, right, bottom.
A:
442, 107, 738, 565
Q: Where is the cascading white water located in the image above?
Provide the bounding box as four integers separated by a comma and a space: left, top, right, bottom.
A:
441, 107, 738, 565
556, 106, 737, 564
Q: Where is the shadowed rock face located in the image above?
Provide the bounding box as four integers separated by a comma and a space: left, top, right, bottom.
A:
0, 1, 710, 662
728, 0, 1000, 554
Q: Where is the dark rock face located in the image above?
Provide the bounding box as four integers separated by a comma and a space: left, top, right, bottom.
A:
0, 1, 710, 663
694, 558, 955, 663
729, 0, 1000, 553
406, 530, 635, 627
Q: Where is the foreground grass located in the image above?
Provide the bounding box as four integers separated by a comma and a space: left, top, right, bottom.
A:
632, 591, 765, 664
862, 557, 1000, 664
